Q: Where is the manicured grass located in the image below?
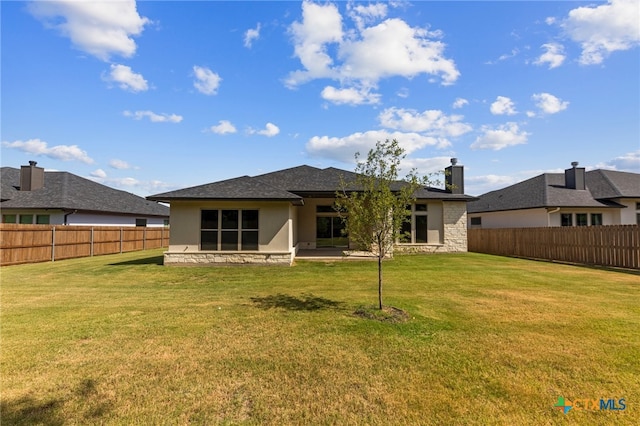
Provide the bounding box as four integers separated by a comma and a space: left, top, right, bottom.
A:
1, 250, 638, 424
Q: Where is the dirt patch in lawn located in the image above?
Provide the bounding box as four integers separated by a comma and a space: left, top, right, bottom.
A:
353, 306, 410, 323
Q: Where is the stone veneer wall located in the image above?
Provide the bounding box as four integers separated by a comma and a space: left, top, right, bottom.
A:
394, 201, 468, 254
164, 252, 294, 266
442, 201, 468, 252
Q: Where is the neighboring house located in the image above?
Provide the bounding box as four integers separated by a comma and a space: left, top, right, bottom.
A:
147, 161, 476, 266
1, 161, 169, 227
467, 162, 640, 229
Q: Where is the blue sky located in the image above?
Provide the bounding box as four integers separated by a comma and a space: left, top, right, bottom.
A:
2, 0, 639, 196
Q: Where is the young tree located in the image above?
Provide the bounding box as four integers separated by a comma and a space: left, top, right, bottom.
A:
336, 139, 424, 310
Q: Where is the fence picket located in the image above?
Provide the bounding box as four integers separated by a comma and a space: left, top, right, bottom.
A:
0, 224, 170, 266
469, 225, 639, 270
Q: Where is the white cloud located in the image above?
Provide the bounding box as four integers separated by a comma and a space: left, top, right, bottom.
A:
249, 122, 280, 137
193, 65, 222, 95
339, 18, 459, 86
244, 23, 261, 48
210, 120, 237, 135
452, 98, 469, 109
2, 138, 93, 164
27, 0, 150, 61
306, 130, 447, 163
321, 86, 381, 105
109, 159, 133, 170
348, 2, 388, 31
596, 150, 640, 172
402, 156, 453, 176
534, 43, 566, 69
90, 168, 107, 179
490, 96, 517, 115
104, 64, 148, 92
562, 0, 640, 65
287, 1, 343, 86
123, 110, 183, 123
531, 93, 569, 114
378, 107, 472, 138
286, 2, 459, 100
471, 122, 529, 151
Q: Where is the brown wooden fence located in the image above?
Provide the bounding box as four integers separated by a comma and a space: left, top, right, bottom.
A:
0, 224, 170, 266
468, 225, 640, 270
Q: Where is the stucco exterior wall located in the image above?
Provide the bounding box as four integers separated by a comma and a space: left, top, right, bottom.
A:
469, 206, 631, 229
296, 198, 336, 250
1, 209, 167, 227
165, 200, 295, 265
395, 200, 467, 253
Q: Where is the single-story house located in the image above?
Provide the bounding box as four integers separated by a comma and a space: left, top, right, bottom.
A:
147, 160, 477, 266
467, 162, 640, 228
1, 161, 169, 226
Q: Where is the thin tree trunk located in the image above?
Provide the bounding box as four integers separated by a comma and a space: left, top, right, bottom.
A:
378, 254, 383, 310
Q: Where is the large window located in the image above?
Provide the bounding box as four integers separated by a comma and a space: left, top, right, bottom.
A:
399, 204, 428, 244
576, 213, 588, 226
590, 213, 603, 226
561, 213, 573, 227
201, 209, 258, 251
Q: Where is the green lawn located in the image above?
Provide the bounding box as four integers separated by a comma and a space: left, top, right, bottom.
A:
1, 250, 638, 425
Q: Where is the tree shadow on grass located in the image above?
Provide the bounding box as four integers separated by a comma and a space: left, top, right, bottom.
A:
1, 378, 113, 425
250, 293, 344, 312
109, 255, 164, 266
0, 396, 64, 426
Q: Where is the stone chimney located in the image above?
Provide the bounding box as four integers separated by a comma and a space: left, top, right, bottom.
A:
565, 161, 585, 190
20, 161, 45, 191
445, 158, 464, 194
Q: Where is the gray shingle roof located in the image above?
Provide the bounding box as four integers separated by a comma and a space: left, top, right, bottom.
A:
468, 169, 639, 213
1, 167, 169, 217
147, 175, 302, 201
147, 165, 477, 202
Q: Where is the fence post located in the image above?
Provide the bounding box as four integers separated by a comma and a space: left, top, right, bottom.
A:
51, 226, 56, 262
143, 227, 146, 250
91, 227, 94, 257
120, 228, 123, 254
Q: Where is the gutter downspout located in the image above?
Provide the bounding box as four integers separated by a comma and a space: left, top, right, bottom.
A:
547, 207, 560, 226
63, 209, 77, 225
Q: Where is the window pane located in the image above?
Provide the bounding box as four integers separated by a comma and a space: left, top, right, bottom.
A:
400, 218, 411, 243
36, 215, 50, 225
591, 213, 602, 226
415, 204, 428, 212
416, 216, 428, 243
3, 215, 16, 223
242, 210, 259, 229
221, 231, 238, 250
135, 218, 147, 227
242, 231, 259, 250
576, 213, 588, 226
19, 215, 33, 224
201, 210, 218, 229
561, 214, 572, 226
470, 217, 481, 226
201, 231, 218, 250
221, 210, 238, 229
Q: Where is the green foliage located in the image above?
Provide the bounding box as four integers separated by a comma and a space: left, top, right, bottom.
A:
335, 139, 426, 309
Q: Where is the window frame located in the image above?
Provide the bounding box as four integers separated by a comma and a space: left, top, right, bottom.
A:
398, 203, 428, 244
200, 209, 259, 251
